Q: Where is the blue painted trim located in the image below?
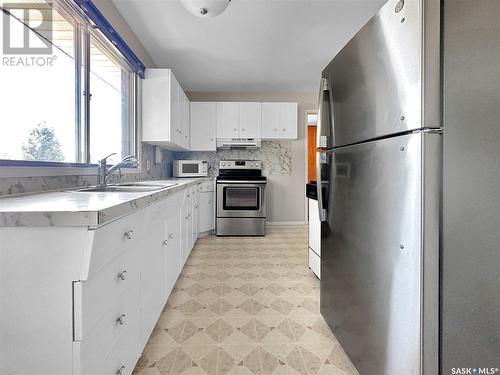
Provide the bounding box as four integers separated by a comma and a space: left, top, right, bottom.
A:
0, 159, 96, 167
73, 0, 146, 78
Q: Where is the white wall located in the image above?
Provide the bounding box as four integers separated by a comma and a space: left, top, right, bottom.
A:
93, 0, 156, 68
187, 92, 317, 223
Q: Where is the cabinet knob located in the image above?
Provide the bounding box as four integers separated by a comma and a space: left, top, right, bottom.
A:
124, 230, 134, 240
233, 128, 237, 131
116, 365, 125, 375
282, 128, 286, 132
242, 128, 245, 131
116, 313, 126, 325
169, 233, 174, 239
117, 270, 127, 281
162, 239, 168, 246
274, 128, 278, 132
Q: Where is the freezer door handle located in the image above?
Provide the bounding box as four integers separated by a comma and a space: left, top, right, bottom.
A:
316, 151, 327, 221
317, 77, 330, 149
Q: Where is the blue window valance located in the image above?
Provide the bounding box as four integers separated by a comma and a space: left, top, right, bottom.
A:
73, 0, 146, 78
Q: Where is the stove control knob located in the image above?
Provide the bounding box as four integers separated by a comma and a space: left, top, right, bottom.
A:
250, 163, 253, 167
222, 162, 225, 167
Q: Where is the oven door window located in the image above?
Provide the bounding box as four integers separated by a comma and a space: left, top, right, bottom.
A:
182, 164, 199, 174
223, 187, 260, 210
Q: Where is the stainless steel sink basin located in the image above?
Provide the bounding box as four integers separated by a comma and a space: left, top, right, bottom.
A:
78, 183, 175, 193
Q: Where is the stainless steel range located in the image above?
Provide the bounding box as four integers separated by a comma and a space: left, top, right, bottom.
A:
216, 160, 267, 236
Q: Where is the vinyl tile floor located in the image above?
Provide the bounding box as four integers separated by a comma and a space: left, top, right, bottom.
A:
133, 225, 357, 375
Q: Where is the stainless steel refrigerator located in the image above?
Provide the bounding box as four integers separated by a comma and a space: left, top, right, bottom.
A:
317, 0, 500, 374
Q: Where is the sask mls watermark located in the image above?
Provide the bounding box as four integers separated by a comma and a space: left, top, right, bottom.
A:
451, 368, 500, 375
1, 2, 57, 66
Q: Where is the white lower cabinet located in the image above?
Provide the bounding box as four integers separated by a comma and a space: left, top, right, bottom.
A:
0, 180, 208, 375
308, 198, 321, 279
74, 282, 141, 375
199, 180, 215, 233
164, 195, 181, 299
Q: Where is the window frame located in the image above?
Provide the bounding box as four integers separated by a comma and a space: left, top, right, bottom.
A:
0, 0, 141, 177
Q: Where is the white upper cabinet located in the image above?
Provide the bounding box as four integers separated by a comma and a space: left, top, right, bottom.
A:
190, 102, 217, 151
180, 91, 190, 149
261, 103, 280, 138
262, 102, 298, 140
239, 102, 262, 138
216, 102, 262, 139
217, 102, 239, 138
142, 69, 190, 151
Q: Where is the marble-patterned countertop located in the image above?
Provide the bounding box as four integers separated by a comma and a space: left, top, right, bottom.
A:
0, 178, 209, 227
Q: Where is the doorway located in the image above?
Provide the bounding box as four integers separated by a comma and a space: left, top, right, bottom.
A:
305, 111, 318, 182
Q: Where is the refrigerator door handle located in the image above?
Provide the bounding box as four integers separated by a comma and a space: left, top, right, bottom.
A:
316, 151, 327, 221
317, 77, 330, 149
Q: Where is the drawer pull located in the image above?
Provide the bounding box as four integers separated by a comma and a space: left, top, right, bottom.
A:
162, 239, 168, 246
116, 365, 126, 375
117, 270, 127, 281
169, 233, 174, 239
116, 313, 126, 325
124, 230, 134, 240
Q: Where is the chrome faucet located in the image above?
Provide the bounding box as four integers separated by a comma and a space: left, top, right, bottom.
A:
97, 153, 139, 186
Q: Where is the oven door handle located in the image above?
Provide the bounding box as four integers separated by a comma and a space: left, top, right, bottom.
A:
216, 180, 267, 184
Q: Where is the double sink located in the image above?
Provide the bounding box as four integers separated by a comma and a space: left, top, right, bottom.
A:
78, 182, 178, 193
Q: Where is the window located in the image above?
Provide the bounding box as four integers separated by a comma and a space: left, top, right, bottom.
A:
89, 33, 136, 164
0, 0, 138, 168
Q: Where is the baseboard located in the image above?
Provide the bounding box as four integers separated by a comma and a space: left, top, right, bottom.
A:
198, 230, 215, 238
266, 221, 308, 226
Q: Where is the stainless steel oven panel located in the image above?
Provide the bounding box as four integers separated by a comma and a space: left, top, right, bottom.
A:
216, 218, 266, 236
216, 182, 267, 218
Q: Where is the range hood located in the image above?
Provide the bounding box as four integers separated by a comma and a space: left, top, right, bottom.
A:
216, 138, 261, 150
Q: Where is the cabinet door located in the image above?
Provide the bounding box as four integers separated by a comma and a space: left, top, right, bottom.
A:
165, 198, 181, 298
170, 74, 181, 145
181, 92, 190, 149
142, 70, 171, 142
141, 213, 166, 342
240, 102, 262, 138
190, 102, 217, 151
279, 102, 298, 139
217, 102, 239, 138
261, 103, 280, 139
199, 192, 215, 233
308, 198, 320, 256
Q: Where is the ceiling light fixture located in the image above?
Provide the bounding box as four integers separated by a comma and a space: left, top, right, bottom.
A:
180, 0, 231, 18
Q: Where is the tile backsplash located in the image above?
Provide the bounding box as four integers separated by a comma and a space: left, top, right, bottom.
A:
0, 141, 292, 196
173, 141, 292, 178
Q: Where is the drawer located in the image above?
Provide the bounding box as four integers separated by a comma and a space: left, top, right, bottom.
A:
79, 328, 141, 375
88, 208, 149, 276
74, 246, 140, 340
74, 282, 140, 374
309, 248, 320, 279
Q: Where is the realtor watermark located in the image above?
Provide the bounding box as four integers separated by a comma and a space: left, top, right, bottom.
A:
2, 2, 56, 66
451, 368, 499, 375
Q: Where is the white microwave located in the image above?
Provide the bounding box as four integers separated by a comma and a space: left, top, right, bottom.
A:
173, 160, 208, 177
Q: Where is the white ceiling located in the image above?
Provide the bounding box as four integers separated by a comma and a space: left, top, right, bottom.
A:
112, 0, 385, 92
